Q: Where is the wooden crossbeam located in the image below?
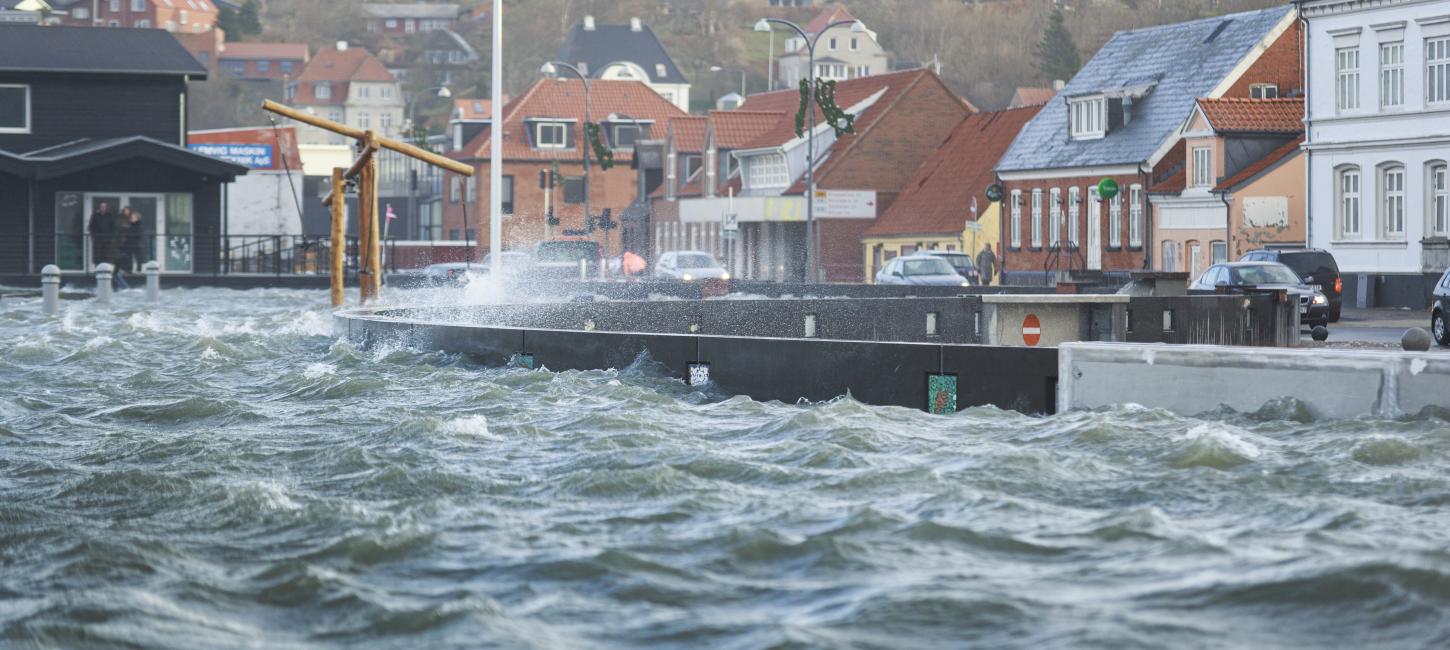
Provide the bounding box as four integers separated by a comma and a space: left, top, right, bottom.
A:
261, 100, 474, 177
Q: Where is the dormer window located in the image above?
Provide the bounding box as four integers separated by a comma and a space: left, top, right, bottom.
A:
315, 82, 331, 99
611, 123, 642, 149
535, 122, 567, 149
1193, 146, 1213, 187
1250, 83, 1279, 99
655, 63, 667, 78
1069, 96, 1105, 140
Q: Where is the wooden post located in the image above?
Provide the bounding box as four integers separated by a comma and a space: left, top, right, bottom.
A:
330, 167, 345, 307
366, 137, 382, 299
357, 133, 376, 304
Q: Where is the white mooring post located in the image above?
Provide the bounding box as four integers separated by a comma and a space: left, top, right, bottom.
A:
579, 258, 588, 282
144, 261, 160, 302
41, 264, 60, 316
94, 263, 114, 304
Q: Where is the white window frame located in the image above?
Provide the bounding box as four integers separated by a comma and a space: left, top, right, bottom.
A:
1192, 146, 1213, 188
1031, 188, 1043, 248
747, 153, 789, 189
357, 112, 370, 129
828, 37, 837, 50
1337, 166, 1362, 238
1431, 162, 1449, 237
1010, 189, 1022, 248
131, 0, 145, 11
1109, 190, 1123, 249
1127, 184, 1141, 248
1336, 46, 1360, 113
535, 122, 567, 149
1069, 96, 1105, 140
850, 37, 859, 51
1067, 186, 1080, 246
109, 0, 120, 12
314, 82, 331, 99
74, 7, 89, 19
0, 84, 32, 134
1429, 37, 1450, 106
1380, 41, 1404, 109
1249, 83, 1279, 99
1049, 188, 1062, 245
1380, 164, 1406, 239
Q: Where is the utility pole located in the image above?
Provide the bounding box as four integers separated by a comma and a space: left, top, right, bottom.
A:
489, 0, 504, 275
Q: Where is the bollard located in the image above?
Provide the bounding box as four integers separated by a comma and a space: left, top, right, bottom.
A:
579, 258, 587, 282
41, 264, 60, 316
94, 263, 114, 304
144, 261, 160, 302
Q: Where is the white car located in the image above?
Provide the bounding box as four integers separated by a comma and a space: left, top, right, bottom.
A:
875, 254, 971, 286
654, 251, 730, 282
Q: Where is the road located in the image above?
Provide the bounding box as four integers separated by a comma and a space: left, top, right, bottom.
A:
1304, 307, 1448, 351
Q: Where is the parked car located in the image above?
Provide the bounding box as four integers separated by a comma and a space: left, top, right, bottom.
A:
1240, 248, 1343, 322
875, 254, 972, 287
1190, 261, 1330, 327
922, 250, 980, 284
423, 262, 484, 286
1432, 267, 1450, 347
654, 251, 730, 282
533, 239, 601, 281
482, 250, 533, 274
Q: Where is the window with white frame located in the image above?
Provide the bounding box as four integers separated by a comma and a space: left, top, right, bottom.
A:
535, 122, 567, 148
109, 0, 119, 11
1430, 163, 1448, 236
1109, 189, 1123, 248
1128, 184, 1142, 247
1193, 147, 1213, 187
1031, 189, 1043, 248
466, 175, 477, 203
1010, 189, 1022, 248
1068, 186, 1080, 246
385, 19, 397, 29
131, 0, 144, 10
358, 112, 370, 129
747, 153, 789, 189
134, 19, 150, 28
1069, 97, 1105, 139
74, 7, 89, 18
1380, 164, 1406, 238
1211, 241, 1227, 264
380, 113, 392, 131
1249, 83, 1279, 99
828, 37, 837, 50
357, 85, 370, 99
1380, 42, 1404, 108
315, 82, 331, 99
0, 85, 30, 134
1336, 47, 1360, 112
850, 37, 859, 51
1049, 188, 1062, 246
1429, 37, 1450, 105
1338, 166, 1361, 237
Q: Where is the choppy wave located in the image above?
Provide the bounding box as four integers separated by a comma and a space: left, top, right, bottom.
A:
2, 286, 1450, 649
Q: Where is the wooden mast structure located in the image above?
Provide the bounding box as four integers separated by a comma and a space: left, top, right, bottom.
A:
261, 99, 474, 306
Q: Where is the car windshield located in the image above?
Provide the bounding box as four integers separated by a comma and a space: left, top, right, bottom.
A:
932, 253, 975, 270
535, 243, 595, 263
676, 253, 718, 269
1230, 264, 1301, 285
902, 258, 957, 276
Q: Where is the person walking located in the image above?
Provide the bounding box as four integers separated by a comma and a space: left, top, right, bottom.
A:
976, 243, 997, 287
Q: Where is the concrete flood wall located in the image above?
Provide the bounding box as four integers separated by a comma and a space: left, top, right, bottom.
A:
338, 311, 1062, 415
1059, 342, 1450, 419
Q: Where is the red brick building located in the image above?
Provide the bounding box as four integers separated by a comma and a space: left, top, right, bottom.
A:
363, 3, 461, 35
61, 0, 219, 32
217, 42, 310, 81
442, 78, 688, 256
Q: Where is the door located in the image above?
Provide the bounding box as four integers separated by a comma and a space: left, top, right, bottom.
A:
1086, 187, 1102, 270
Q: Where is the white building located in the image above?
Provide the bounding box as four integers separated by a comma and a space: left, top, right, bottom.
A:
1303, 0, 1450, 308
556, 16, 692, 112
287, 42, 405, 146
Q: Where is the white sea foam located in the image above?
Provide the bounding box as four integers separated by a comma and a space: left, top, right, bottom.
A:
440, 414, 496, 439
303, 362, 337, 379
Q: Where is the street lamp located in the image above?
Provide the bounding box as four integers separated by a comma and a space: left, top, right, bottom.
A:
709, 65, 747, 99
754, 17, 867, 283
405, 85, 450, 241
541, 61, 595, 275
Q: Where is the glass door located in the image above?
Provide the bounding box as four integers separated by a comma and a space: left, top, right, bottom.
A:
122, 195, 159, 273
54, 192, 88, 271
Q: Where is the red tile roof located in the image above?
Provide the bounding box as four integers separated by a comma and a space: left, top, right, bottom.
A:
1197, 97, 1304, 134
709, 110, 785, 149
452, 97, 510, 120
669, 116, 708, 153
219, 42, 310, 61
1010, 87, 1056, 108
864, 104, 1042, 237
456, 78, 688, 162
804, 4, 857, 36
1215, 135, 1303, 191
291, 45, 394, 105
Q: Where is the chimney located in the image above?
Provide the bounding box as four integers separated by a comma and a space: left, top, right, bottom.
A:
336, 41, 349, 52
630, 17, 642, 32
1052, 79, 1066, 91
583, 15, 596, 31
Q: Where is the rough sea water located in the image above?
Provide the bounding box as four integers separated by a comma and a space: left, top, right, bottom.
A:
3, 287, 1450, 649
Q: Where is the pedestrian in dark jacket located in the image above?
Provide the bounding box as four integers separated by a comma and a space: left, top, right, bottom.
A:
121, 209, 147, 272
88, 201, 116, 265
976, 243, 997, 287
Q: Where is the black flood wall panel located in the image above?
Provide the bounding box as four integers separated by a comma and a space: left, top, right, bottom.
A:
525, 329, 696, 374
695, 336, 943, 409
941, 345, 1058, 415
434, 325, 524, 365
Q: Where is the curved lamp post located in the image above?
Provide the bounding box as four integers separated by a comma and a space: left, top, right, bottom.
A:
754, 17, 867, 283
540, 61, 593, 273
405, 85, 450, 240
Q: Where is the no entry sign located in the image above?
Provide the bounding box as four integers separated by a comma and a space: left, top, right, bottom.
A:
1022, 314, 1042, 346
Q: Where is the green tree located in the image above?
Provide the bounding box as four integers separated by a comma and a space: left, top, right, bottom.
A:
1033, 7, 1081, 83
219, 0, 263, 38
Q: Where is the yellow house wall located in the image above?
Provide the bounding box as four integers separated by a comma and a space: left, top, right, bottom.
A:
861, 202, 1001, 284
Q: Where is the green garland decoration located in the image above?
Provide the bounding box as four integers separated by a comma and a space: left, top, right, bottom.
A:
794, 79, 855, 139
795, 79, 810, 138
585, 122, 614, 171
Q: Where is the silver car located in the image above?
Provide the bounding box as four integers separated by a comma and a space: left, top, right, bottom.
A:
875, 254, 971, 286
654, 251, 730, 282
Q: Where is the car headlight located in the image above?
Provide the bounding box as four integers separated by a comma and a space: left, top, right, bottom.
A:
961, 281, 971, 287
1313, 294, 1327, 305
720, 272, 731, 281
681, 273, 694, 282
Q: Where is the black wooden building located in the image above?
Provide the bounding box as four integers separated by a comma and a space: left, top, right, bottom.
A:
0, 24, 247, 278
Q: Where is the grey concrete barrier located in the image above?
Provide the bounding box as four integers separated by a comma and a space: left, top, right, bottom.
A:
144, 261, 160, 302
1058, 342, 1450, 419
980, 294, 1128, 347
94, 263, 114, 304
41, 264, 60, 316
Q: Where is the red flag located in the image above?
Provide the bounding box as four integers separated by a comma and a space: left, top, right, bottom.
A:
385, 204, 397, 221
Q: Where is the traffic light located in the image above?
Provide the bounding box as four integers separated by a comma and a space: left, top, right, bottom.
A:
546, 207, 559, 227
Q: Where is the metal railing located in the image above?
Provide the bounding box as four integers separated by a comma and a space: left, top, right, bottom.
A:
1043, 241, 1086, 278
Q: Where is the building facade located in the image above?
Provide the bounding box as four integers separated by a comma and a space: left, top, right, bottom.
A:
556, 16, 692, 112
1301, 0, 1450, 308
57, 0, 218, 32
286, 42, 404, 145
363, 3, 460, 34
775, 5, 889, 90
217, 42, 310, 81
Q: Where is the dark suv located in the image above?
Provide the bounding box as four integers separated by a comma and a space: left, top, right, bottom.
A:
1240, 249, 1343, 321
1433, 268, 1449, 347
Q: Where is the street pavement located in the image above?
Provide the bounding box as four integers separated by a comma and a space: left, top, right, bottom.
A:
1307, 307, 1447, 351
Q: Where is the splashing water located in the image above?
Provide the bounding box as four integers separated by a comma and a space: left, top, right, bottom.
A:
2, 287, 1450, 649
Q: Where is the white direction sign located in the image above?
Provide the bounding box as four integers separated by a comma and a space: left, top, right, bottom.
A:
811, 190, 877, 219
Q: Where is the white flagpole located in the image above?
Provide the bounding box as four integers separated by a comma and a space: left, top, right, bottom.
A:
489, 0, 503, 274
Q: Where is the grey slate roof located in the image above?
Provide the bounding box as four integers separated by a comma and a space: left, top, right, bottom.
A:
996, 5, 1291, 173
556, 22, 688, 84
0, 24, 207, 77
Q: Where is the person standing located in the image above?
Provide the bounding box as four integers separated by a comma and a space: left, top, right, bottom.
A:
976, 242, 997, 287
121, 208, 147, 273
88, 201, 116, 269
